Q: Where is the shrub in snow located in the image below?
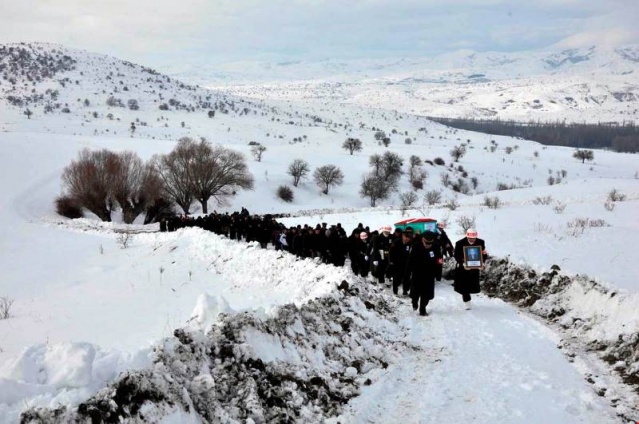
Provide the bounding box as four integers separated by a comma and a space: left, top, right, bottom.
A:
483, 195, 501, 209
449, 145, 466, 162
553, 202, 566, 214
532, 196, 553, 205
443, 198, 459, 210
116, 233, 132, 249
399, 191, 418, 214
277, 185, 294, 203
455, 215, 476, 233
603, 200, 615, 212
433, 157, 445, 166
607, 189, 626, 202
0, 296, 14, 319
424, 190, 442, 205
55, 195, 83, 219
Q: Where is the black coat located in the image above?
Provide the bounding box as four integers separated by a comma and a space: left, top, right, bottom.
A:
453, 237, 487, 295
406, 240, 441, 301
389, 238, 411, 277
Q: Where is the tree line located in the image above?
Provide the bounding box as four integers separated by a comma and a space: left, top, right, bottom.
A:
428, 117, 639, 153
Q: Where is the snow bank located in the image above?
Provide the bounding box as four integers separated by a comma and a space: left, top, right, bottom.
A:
0, 343, 153, 423
20, 280, 415, 423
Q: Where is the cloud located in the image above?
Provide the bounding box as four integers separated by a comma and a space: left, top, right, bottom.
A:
0, 0, 636, 66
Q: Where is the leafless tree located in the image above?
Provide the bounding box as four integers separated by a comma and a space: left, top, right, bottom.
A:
450, 144, 467, 162
342, 138, 362, 155
251, 144, 267, 162
111, 152, 163, 224
399, 191, 418, 215
155, 138, 254, 214
287, 159, 310, 187
360, 174, 393, 207
153, 143, 194, 215
424, 190, 442, 205
313, 165, 344, 194
62, 149, 119, 222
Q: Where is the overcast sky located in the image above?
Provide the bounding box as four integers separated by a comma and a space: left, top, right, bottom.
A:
1, 0, 637, 67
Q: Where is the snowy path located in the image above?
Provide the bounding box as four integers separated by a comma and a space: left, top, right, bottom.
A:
337, 283, 618, 424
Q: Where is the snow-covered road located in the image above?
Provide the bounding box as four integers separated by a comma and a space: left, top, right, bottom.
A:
337, 283, 618, 424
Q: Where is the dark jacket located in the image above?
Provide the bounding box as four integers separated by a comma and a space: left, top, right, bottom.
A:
406, 240, 441, 301
453, 237, 487, 294
389, 238, 411, 277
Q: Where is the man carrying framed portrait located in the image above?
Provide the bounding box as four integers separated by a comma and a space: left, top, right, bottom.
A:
453, 228, 488, 310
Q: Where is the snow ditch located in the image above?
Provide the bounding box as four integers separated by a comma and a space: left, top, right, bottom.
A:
461, 257, 639, 419
19, 280, 421, 423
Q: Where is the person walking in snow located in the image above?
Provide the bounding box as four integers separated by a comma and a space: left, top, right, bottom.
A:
405, 232, 442, 316
453, 228, 487, 310
356, 231, 372, 279
389, 230, 412, 295
371, 226, 393, 286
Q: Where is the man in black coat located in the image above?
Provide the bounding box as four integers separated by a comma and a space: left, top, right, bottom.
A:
406, 232, 442, 316
453, 228, 487, 310
389, 230, 412, 295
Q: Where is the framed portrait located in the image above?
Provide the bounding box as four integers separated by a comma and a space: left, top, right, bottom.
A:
463, 245, 483, 269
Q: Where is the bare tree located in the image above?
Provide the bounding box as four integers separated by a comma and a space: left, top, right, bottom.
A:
62, 149, 119, 222
573, 149, 594, 163
369, 154, 382, 176
155, 138, 254, 214
450, 144, 467, 162
287, 159, 310, 187
374, 130, 386, 141
153, 138, 198, 215
251, 144, 267, 162
313, 165, 344, 194
379, 151, 404, 182
399, 191, 418, 215
191, 139, 254, 213
111, 152, 163, 224
342, 138, 362, 155
360, 174, 393, 207
407, 155, 426, 188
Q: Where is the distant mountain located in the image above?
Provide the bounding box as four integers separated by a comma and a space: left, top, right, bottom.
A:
166, 45, 639, 123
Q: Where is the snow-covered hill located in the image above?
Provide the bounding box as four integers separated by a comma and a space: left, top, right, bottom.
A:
173, 45, 639, 123
1, 43, 639, 423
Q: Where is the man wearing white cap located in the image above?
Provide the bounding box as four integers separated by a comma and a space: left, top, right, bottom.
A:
453, 228, 487, 310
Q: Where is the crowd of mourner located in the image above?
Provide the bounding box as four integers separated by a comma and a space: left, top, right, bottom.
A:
160, 207, 488, 316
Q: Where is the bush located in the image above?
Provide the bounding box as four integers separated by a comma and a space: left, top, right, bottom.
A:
532, 196, 553, 205
0, 297, 14, 320
483, 196, 501, 209
411, 179, 424, 190
424, 190, 442, 205
433, 157, 445, 166
455, 215, 476, 232
55, 195, 83, 219
277, 185, 294, 202
607, 189, 626, 202
603, 200, 615, 211
443, 198, 459, 210
553, 202, 566, 214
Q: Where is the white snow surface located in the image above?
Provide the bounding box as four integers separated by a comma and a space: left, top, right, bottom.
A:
0, 43, 638, 422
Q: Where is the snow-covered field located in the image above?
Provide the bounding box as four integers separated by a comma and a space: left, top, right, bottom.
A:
1, 43, 639, 422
